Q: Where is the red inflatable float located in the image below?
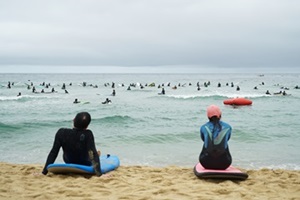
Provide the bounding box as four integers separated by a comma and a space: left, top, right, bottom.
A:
223, 97, 252, 106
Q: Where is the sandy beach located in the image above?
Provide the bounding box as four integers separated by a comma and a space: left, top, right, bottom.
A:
0, 162, 299, 200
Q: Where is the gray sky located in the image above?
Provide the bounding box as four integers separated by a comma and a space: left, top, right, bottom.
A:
0, 0, 299, 73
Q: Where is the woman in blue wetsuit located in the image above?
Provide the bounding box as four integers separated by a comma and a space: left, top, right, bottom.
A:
199, 105, 232, 170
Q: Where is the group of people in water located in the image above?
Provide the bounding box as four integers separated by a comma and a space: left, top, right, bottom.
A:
266, 90, 288, 96
4, 79, 299, 103
6, 81, 70, 96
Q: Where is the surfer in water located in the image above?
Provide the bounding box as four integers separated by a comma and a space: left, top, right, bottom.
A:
42, 112, 102, 176
199, 105, 232, 170
73, 98, 80, 104
159, 88, 165, 95
112, 89, 116, 96
102, 98, 112, 104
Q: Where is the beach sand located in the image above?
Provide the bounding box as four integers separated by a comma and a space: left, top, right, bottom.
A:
0, 162, 299, 200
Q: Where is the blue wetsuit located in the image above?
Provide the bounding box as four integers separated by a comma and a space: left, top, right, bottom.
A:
199, 121, 232, 170
42, 128, 101, 176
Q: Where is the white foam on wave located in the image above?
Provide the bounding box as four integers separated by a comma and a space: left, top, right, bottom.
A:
0, 95, 54, 101
249, 163, 300, 170
0, 96, 21, 101
167, 92, 267, 99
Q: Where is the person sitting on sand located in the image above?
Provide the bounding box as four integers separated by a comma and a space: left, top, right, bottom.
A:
42, 112, 102, 176
199, 105, 232, 170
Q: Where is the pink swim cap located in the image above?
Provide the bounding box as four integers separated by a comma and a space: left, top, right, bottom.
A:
207, 105, 222, 118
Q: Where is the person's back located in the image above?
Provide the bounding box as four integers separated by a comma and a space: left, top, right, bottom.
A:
42, 112, 101, 176
201, 121, 231, 155
57, 128, 95, 165
199, 105, 232, 170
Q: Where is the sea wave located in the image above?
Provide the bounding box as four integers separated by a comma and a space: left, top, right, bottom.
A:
0, 82, 26, 88
109, 131, 196, 144
165, 92, 300, 100
247, 163, 300, 170
94, 115, 139, 124
0, 120, 70, 134
0, 95, 52, 102
165, 93, 268, 100
0, 122, 22, 133
0, 96, 22, 101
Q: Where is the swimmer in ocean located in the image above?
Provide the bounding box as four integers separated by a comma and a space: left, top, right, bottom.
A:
159, 88, 165, 95
102, 98, 112, 104
73, 98, 80, 104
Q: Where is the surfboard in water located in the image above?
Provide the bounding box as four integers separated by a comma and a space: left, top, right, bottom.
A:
194, 163, 248, 180
47, 154, 120, 175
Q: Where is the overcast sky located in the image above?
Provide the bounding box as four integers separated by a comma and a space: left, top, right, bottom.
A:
0, 0, 299, 73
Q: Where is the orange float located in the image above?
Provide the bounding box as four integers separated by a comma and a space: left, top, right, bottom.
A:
223, 97, 252, 106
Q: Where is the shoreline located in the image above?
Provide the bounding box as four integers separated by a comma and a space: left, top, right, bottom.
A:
1, 162, 299, 200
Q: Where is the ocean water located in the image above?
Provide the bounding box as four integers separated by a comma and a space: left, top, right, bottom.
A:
0, 73, 299, 170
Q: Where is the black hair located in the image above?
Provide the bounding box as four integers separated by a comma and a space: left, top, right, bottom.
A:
74, 112, 91, 129
209, 116, 222, 133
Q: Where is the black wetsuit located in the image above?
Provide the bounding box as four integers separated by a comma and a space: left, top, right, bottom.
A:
42, 128, 101, 176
